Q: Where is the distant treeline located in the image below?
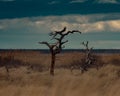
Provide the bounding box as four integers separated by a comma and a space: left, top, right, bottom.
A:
0, 49, 120, 54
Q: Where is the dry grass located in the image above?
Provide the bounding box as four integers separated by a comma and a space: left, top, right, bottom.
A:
0, 50, 120, 96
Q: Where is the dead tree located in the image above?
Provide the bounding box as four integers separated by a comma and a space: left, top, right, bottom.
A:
81, 41, 98, 73
0, 51, 14, 78
39, 27, 81, 75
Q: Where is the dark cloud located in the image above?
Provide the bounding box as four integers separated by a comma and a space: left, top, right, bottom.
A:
0, 0, 120, 19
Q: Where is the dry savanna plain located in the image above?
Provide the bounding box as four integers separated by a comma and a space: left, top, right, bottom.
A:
0, 50, 120, 96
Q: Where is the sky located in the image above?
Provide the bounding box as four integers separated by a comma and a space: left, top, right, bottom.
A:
0, 0, 120, 49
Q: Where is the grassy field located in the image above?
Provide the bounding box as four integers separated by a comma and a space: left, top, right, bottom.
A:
0, 50, 120, 96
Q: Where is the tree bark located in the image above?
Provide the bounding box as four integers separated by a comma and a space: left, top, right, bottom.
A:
50, 53, 56, 76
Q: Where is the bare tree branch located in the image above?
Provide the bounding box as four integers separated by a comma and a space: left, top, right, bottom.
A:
38, 42, 51, 49
61, 40, 68, 45
51, 27, 81, 40
57, 26, 67, 33
67, 30, 81, 34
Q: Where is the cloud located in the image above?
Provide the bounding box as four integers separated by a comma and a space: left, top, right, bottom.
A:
48, 1, 60, 5
33, 13, 120, 33
70, 0, 87, 3
94, 0, 120, 4
80, 20, 120, 33
0, 13, 120, 35
0, 18, 50, 34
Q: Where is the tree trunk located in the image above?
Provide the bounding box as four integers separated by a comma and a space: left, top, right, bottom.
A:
50, 53, 56, 76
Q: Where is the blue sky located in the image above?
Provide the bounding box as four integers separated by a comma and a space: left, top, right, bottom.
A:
0, 0, 120, 49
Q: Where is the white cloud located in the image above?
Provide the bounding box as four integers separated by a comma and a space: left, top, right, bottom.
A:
0, 13, 120, 34
33, 14, 120, 33
0, 18, 50, 34
79, 20, 120, 32
70, 0, 87, 3
94, 0, 120, 4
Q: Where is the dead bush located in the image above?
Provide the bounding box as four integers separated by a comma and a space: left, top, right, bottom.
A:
110, 58, 120, 66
